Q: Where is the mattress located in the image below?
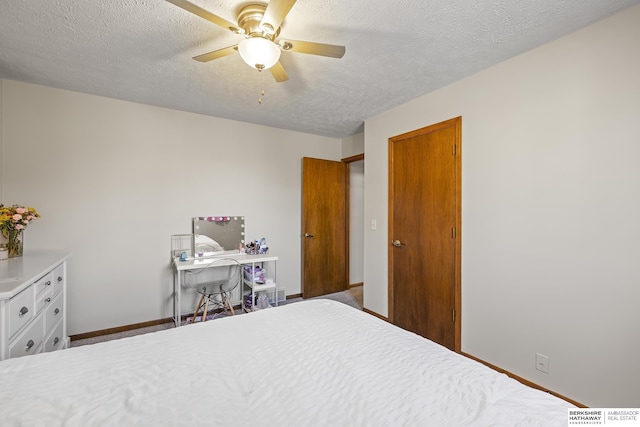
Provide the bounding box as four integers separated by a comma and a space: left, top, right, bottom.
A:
0, 299, 573, 426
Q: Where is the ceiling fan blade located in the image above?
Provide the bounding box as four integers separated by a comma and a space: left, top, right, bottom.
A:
261, 0, 297, 33
193, 45, 238, 62
270, 61, 289, 82
279, 39, 345, 58
166, 0, 242, 34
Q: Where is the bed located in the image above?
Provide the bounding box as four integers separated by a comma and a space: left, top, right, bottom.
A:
0, 299, 572, 426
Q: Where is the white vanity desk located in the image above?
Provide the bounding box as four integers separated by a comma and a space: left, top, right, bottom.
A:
0, 250, 70, 360
172, 252, 278, 326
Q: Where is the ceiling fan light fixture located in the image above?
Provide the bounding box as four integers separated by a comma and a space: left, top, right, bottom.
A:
238, 37, 281, 70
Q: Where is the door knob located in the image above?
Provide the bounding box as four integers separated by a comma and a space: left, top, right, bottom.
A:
391, 240, 403, 247
305, 233, 315, 238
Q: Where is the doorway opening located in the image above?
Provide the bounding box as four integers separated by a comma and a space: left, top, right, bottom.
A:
300, 154, 364, 308
344, 154, 364, 308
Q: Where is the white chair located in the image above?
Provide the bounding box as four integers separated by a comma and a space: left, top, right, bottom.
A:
185, 258, 242, 323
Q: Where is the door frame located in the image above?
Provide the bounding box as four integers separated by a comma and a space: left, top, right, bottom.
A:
387, 117, 462, 351
342, 153, 365, 291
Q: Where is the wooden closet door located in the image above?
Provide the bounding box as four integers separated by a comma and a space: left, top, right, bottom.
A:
388, 117, 461, 351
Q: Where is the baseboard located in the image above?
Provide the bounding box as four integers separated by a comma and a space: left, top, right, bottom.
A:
363, 307, 388, 321
460, 352, 585, 407
69, 317, 174, 342
349, 282, 363, 288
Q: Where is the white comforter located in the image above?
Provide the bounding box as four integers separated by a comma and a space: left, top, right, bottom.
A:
0, 300, 572, 426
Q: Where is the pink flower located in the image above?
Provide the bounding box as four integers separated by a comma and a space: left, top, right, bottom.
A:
15, 207, 27, 214
15, 224, 24, 230
12, 214, 22, 221
27, 215, 34, 220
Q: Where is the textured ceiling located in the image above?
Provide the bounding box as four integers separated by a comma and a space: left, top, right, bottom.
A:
1, 0, 638, 138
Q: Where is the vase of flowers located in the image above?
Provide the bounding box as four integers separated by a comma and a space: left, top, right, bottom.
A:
0, 204, 40, 258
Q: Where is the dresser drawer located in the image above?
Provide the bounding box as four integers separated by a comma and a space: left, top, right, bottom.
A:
8, 286, 35, 338
44, 292, 64, 336
36, 285, 54, 314
44, 318, 64, 352
52, 263, 65, 296
34, 271, 54, 297
9, 315, 44, 358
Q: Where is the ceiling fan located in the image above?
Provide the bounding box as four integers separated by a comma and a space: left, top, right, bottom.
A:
166, 0, 346, 82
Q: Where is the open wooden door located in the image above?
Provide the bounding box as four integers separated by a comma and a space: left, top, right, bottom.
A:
302, 157, 347, 298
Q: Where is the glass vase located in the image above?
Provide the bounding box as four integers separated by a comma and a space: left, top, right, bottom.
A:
7, 229, 23, 257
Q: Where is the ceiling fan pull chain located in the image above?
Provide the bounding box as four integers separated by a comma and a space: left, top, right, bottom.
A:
258, 66, 265, 104
258, 70, 264, 104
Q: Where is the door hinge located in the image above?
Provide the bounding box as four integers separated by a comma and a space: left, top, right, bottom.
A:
453, 144, 456, 155
452, 309, 456, 323
452, 226, 456, 239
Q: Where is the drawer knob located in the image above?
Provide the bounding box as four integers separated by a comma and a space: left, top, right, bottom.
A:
46, 280, 52, 286
57, 276, 63, 282
54, 308, 60, 315
53, 337, 60, 345
19, 306, 29, 317
45, 297, 51, 303
25, 339, 35, 351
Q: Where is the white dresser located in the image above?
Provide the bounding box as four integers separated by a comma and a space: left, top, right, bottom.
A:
0, 250, 70, 361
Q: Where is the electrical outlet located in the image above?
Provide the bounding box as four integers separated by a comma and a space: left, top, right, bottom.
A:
536, 353, 549, 374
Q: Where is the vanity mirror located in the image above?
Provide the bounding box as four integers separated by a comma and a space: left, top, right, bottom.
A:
192, 216, 245, 257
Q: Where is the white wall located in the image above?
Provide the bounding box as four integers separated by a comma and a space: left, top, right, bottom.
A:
341, 132, 364, 158
1, 79, 341, 335
364, 5, 640, 408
